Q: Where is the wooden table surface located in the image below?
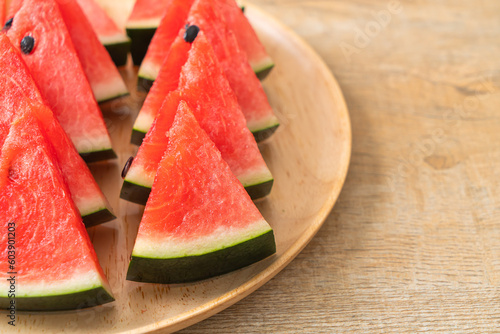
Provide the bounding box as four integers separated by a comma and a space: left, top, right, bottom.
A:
176, 0, 500, 332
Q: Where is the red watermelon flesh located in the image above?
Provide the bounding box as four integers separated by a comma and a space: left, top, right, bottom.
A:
131, 32, 190, 145
137, 0, 273, 83
126, 0, 168, 29
5, 0, 116, 163
74, 0, 130, 67
126, 101, 275, 284
188, 0, 279, 140
0, 34, 115, 226
137, 0, 195, 86
55, 0, 129, 103
214, 0, 273, 78
125, 0, 170, 65
9, 0, 130, 102
0, 111, 114, 310
75, 0, 124, 43
122, 31, 273, 204
0, 0, 5, 26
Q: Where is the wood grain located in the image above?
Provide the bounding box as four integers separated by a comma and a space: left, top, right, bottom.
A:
178, 0, 500, 333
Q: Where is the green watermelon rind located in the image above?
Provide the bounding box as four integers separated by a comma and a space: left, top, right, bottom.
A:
126, 229, 276, 284
96, 90, 130, 105
120, 173, 274, 205
125, 27, 157, 66
136, 60, 275, 92
100, 33, 131, 67
0, 287, 114, 311
80, 148, 117, 164
104, 41, 130, 67
131, 115, 280, 146
254, 60, 275, 80
82, 207, 116, 228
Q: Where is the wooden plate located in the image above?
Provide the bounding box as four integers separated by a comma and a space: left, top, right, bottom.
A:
4, 3, 351, 333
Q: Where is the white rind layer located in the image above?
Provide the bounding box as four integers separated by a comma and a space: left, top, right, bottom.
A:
125, 160, 272, 190
91, 74, 129, 103
132, 219, 272, 259
99, 33, 131, 46
0, 270, 111, 298
138, 61, 160, 83
73, 134, 113, 155
126, 18, 162, 30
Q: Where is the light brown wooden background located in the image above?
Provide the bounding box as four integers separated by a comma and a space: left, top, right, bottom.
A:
176, 0, 500, 332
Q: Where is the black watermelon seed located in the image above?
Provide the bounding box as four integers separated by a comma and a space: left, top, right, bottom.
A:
121, 156, 134, 179
241, 6, 245, 13
3, 17, 13, 31
20, 35, 35, 54
183, 25, 200, 43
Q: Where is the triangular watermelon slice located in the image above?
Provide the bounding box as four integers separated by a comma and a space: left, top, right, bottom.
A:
5, 0, 116, 163
214, 0, 274, 79
137, 0, 273, 85
132, 0, 279, 143
125, 0, 170, 65
189, 0, 279, 141
0, 33, 115, 226
55, 0, 129, 103
0, 111, 114, 310
126, 101, 276, 284
121, 31, 273, 205
75, 0, 130, 67
136, 0, 195, 91
131, 31, 190, 146
8, 0, 129, 103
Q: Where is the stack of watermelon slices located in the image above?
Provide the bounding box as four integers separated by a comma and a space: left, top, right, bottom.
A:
5, 0, 127, 162
0, 33, 114, 310
122, 0, 278, 283
121, 29, 274, 204
127, 101, 276, 283
132, 0, 278, 143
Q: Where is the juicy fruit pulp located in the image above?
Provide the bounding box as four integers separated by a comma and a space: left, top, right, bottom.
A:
137, 0, 274, 86
214, 0, 274, 79
55, 0, 129, 103
0, 33, 115, 226
0, 111, 114, 310
121, 31, 273, 205
5, 0, 116, 163
189, 0, 279, 141
132, 0, 279, 143
127, 101, 276, 284
131, 32, 191, 146
137, 0, 195, 90
125, 0, 170, 65
75, 0, 131, 66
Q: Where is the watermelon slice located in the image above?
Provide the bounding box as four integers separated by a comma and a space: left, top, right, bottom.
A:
75, 0, 130, 67
189, 0, 279, 142
5, 0, 116, 163
127, 101, 276, 284
121, 31, 273, 205
214, 0, 274, 79
137, 0, 273, 86
0, 34, 115, 226
55, 0, 129, 103
137, 0, 195, 91
131, 31, 190, 145
132, 0, 279, 143
125, 0, 170, 65
0, 111, 114, 310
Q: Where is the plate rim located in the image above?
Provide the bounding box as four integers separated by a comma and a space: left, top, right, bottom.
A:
132, 4, 353, 333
